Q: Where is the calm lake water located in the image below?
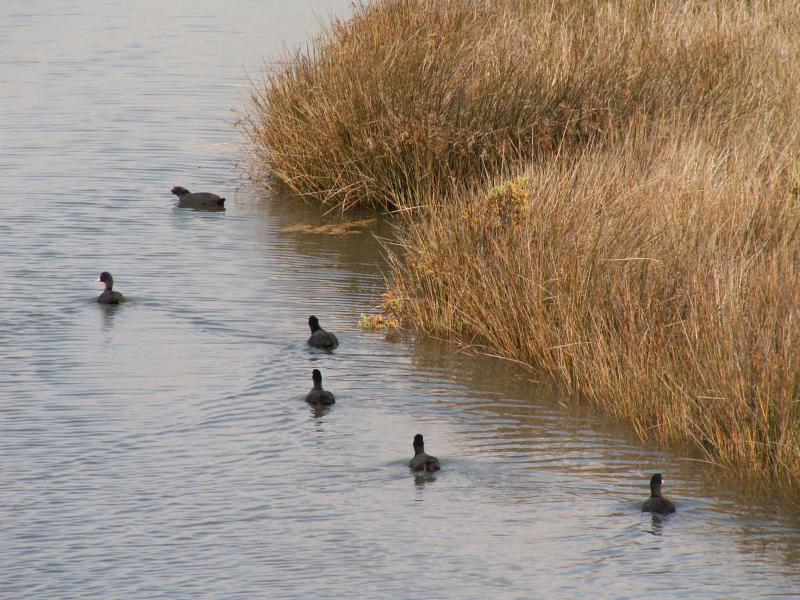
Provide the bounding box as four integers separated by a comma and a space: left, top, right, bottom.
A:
2, 1, 800, 598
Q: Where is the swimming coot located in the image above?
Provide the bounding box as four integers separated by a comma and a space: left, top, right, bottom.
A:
170, 186, 225, 209
305, 369, 335, 406
307, 315, 339, 349
408, 434, 441, 472
641, 473, 676, 515
96, 271, 124, 304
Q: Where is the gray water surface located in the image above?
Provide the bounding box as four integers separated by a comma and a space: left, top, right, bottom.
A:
2, 2, 800, 598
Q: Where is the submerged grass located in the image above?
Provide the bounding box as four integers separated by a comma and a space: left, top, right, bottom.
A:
243, 0, 800, 483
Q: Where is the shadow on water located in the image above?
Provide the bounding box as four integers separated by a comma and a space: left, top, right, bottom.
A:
644, 513, 673, 536
175, 204, 226, 213
97, 301, 123, 330
241, 188, 394, 269
308, 402, 334, 420
414, 471, 438, 489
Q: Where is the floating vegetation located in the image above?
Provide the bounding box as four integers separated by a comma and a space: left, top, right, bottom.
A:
359, 313, 399, 331
359, 291, 404, 331
281, 218, 377, 236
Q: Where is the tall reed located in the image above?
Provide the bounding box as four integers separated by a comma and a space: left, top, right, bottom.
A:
242, 0, 795, 211
388, 118, 800, 481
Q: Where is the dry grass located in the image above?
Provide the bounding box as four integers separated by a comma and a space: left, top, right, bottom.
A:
243, 0, 800, 482
389, 119, 800, 481
241, 0, 795, 210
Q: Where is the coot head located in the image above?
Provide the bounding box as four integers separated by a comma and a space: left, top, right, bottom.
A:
413, 434, 425, 455
312, 369, 323, 388
171, 186, 190, 197
97, 271, 114, 288
308, 315, 321, 332
650, 473, 665, 497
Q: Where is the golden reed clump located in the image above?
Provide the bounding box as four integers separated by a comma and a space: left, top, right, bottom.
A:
389, 119, 800, 483
243, 0, 800, 484
242, 0, 794, 210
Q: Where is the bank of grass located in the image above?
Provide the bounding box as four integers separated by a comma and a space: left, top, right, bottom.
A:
388, 121, 800, 481
242, 0, 795, 210
243, 0, 800, 482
